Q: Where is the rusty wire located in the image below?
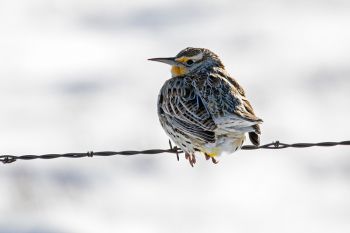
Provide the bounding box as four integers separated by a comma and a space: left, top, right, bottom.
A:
1, 140, 349, 164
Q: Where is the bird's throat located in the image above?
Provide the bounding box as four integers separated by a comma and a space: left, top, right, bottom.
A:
171, 66, 188, 77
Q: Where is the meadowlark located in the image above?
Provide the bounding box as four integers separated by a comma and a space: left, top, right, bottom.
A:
149, 47, 262, 166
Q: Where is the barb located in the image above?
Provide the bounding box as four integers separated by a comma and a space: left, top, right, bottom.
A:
1, 140, 349, 164
241, 140, 350, 150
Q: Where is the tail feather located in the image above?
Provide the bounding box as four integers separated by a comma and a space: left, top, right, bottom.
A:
249, 124, 261, 146
249, 132, 260, 146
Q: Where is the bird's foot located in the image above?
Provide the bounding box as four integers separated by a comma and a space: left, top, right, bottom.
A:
211, 157, 219, 164
185, 153, 196, 167
204, 153, 219, 164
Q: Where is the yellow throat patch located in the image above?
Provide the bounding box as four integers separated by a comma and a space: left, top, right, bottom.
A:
171, 56, 191, 77
171, 65, 188, 77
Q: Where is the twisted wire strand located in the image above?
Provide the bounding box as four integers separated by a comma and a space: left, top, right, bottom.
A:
1, 140, 349, 164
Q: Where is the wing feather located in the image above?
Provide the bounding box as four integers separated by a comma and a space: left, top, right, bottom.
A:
158, 78, 216, 143
195, 70, 262, 133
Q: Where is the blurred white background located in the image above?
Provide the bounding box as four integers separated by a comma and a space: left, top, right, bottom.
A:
0, 0, 350, 232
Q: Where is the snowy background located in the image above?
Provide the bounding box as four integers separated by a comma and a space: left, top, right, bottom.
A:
0, 0, 350, 232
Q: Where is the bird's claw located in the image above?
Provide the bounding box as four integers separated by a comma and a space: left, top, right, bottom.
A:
185, 153, 196, 167
211, 157, 219, 164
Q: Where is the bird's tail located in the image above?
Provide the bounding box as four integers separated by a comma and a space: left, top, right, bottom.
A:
249, 124, 261, 146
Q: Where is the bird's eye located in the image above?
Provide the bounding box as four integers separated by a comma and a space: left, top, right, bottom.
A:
186, 59, 194, 66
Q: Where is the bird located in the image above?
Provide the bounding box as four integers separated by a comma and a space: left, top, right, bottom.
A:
149, 47, 262, 166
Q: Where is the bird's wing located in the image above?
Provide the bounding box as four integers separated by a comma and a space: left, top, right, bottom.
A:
158, 78, 217, 143
194, 71, 262, 131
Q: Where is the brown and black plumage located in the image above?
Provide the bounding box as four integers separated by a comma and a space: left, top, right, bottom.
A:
149, 47, 262, 166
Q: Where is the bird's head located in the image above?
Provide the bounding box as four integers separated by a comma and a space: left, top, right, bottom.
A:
149, 47, 224, 77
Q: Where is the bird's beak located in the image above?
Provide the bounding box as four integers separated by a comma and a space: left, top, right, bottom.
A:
148, 57, 177, 65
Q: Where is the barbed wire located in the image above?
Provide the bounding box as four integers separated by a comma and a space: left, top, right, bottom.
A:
1, 140, 349, 164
